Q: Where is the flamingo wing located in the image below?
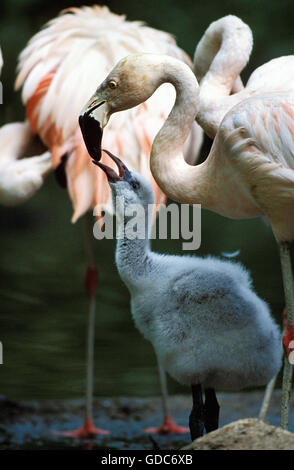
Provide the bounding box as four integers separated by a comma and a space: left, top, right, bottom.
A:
217, 91, 294, 240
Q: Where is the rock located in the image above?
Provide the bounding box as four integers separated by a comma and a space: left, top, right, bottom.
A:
183, 418, 294, 450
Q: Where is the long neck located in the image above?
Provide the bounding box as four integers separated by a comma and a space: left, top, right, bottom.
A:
149, 58, 215, 209
115, 199, 155, 292
194, 16, 253, 137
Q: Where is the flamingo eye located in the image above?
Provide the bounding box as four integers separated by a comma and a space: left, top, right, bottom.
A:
109, 80, 117, 89
131, 180, 139, 190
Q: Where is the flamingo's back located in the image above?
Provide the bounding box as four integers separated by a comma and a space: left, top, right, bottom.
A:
209, 91, 294, 241
15, 5, 201, 221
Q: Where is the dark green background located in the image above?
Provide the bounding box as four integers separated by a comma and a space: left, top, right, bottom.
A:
0, 0, 292, 400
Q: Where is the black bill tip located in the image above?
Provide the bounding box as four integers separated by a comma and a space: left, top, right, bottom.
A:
79, 113, 102, 161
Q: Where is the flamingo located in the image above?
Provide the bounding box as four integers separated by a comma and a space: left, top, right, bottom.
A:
12, 6, 202, 437
80, 52, 294, 429
0, 46, 51, 205
194, 15, 294, 139
90, 149, 282, 441
194, 14, 294, 414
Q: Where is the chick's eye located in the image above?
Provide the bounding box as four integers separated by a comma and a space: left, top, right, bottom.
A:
109, 80, 117, 89
131, 180, 139, 190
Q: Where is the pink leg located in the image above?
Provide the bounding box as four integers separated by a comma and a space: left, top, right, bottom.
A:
144, 415, 189, 434
144, 359, 189, 434
53, 216, 110, 438
53, 416, 109, 438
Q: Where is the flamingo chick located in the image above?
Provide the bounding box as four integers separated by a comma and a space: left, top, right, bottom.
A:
91, 150, 282, 441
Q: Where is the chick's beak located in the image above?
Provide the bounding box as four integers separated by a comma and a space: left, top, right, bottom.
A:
79, 94, 110, 161
93, 149, 133, 184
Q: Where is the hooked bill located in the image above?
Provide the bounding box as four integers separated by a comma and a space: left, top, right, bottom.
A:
79, 113, 103, 161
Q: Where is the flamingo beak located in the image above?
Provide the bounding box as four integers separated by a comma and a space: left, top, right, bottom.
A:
79, 95, 110, 161
93, 149, 133, 184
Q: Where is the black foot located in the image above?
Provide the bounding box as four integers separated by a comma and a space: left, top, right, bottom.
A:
189, 384, 205, 441
204, 388, 219, 433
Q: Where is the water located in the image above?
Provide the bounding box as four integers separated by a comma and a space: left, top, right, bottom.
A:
0, 172, 286, 402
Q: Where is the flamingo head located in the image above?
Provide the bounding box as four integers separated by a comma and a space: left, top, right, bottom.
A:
79, 53, 169, 161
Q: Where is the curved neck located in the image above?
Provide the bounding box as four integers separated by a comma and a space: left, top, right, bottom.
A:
149, 58, 214, 208
194, 16, 252, 94
194, 16, 253, 137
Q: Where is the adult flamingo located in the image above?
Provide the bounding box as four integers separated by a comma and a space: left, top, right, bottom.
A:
13, 6, 202, 437
80, 53, 294, 429
194, 15, 294, 139
194, 14, 294, 412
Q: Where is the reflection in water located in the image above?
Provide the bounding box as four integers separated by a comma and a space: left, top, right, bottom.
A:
0, 174, 287, 401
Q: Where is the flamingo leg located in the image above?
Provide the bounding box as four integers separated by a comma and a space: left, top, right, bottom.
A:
204, 388, 219, 433
279, 242, 294, 429
144, 358, 188, 434
54, 214, 109, 438
189, 384, 205, 441
157, 358, 168, 418
259, 373, 278, 421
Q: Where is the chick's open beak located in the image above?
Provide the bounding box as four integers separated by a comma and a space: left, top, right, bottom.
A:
93, 149, 133, 184
79, 94, 110, 161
